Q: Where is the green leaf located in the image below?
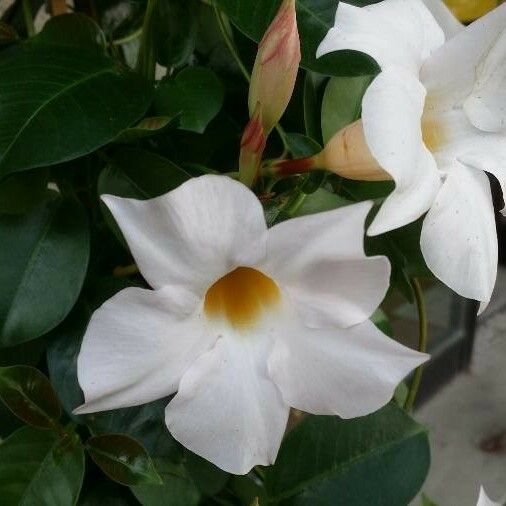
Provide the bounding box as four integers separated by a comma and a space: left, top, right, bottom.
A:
0, 17, 152, 178
0, 366, 61, 429
87, 434, 163, 486
321, 75, 374, 144
303, 72, 327, 143
184, 451, 229, 496
114, 116, 175, 144
214, 0, 380, 76
154, 67, 224, 133
131, 459, 200, 506
295, 187, 350, 216
0, 426, 85, 506
0, 171, 49, 214
371, 308, 393, 337
0, 194, 89, 347
265, 404, 430, 505
153, 0, 198, 68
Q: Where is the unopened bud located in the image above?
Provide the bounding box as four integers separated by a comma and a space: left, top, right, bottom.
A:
248, 0, 301, 135
270, 120, 391, 181
239, 103, 267, 187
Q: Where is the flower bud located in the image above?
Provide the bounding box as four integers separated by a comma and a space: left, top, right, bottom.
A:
239, 103, 267, 187
316, 120, 391, 181
248, 0, 301, 135
270, 119, 391, 181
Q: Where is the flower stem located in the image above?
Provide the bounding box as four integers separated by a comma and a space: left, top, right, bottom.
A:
136, 0, 159, 80
213, 5, 251, 83
22, 0, 35, 37
404, 278, 428, 413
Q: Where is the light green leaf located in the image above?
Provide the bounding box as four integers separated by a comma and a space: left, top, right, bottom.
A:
0, 426, 84, 506
265, 404, 430, 505
321, 75, 374, 144
113, 116, 175, 144
154, 67, 224, 133
0, 194, 89, 346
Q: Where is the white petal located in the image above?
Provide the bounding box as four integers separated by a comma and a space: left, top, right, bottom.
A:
464, 28, 506, 133
316, 0, 444, 74
477, 487, 501, 506
422, 0, 463, 40
165, 335, 289, 475
261, 202, 390, 328
421, 164, 497, 306
268, 317, 428, 419
421, 4, 506, 111
361, 69, 441, 236
102, 175, 267, 292
426, 107, 506, 215
75, 286, 213, 414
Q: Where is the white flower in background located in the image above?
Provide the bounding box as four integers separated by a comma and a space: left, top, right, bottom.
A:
317, 0, 506, 310
477, 486, 502, 506
74, 175, 427, 474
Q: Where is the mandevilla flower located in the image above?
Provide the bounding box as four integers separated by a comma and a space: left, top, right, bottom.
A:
249, 0, 301, 135
477, 486, 502, 506
317, 0, 506, 309
75, 175, 427, 474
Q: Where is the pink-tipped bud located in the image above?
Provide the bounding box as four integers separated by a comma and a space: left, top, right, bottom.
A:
269, 120, 391, 181
239, 103, 267, 187
249, 0, 301, 135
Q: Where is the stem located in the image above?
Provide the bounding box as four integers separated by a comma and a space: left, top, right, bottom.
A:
22, 0, 35, 37
136, 0, 158, 80
404, 278, 428, 413
113, 26, 143, 46
213, 4, 251, 83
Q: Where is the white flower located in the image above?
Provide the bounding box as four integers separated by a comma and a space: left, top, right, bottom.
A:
74, 175, 427, 474
317, 0, 506, 309
477, 486, 502, 506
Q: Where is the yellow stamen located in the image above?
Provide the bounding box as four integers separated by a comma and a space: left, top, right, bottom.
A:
204, 267, 280, 328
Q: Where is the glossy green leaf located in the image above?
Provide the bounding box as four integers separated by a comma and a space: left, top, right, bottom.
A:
154, 67, 224, 133
265, 404, 430, 505
0, 171, 49, 214
87, 434, 163, 486
184, 451, 229, 495
0, 16, 152, 178
303, 72, 327, 143
131, 459, 200, 506
214, 0, 380, 76
114, 116, 175, 143
0, 194, 89, 346
0, 426, 85, 506
321, 75, 374, 143
0, 366, 60, 429
295, 187, 349, 216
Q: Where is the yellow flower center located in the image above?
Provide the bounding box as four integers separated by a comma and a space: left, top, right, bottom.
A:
204, 267, 281, 328
421, 114, 446, 153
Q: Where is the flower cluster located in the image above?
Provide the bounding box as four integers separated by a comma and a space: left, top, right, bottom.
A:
75, 0, 506, 480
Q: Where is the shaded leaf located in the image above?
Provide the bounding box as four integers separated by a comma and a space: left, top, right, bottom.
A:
265, 404, 430, 505
0, 171, 49, 214
0, 365, 60, 429
0, 194, 89, 346
321, 75, 373, 144
154, 67, 224, 133
87, 434, 162, 486
185, 450, 229, 496
303, 72, 327, 143
114, 116, 175, 143
0, 426, 84, 506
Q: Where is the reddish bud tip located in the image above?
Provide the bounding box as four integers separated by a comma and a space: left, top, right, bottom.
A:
239, 104, 267, 187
